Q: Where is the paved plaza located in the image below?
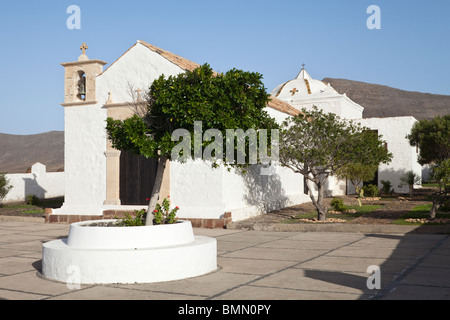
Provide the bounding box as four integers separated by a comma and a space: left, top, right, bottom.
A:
0, 217, 449, 300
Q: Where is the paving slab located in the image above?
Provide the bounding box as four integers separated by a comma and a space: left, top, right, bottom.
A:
47, 285, 201, 300
214, 284, 368, 300
0, 219, 449, 301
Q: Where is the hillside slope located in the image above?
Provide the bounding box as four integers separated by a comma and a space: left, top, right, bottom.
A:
0, 131, 64, 173
323, 78, 450, 120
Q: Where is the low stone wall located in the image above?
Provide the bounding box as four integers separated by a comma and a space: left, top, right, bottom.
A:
3, 163, 65, 203
45, 209, 232, 229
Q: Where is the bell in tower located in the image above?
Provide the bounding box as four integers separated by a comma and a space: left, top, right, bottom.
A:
77, 71, 86, 100
61, 43, 107, 106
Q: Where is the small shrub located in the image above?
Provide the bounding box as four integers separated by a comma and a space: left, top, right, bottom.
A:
153, 197, 179, 225
26, 194, 42, 206
0, 173, 12, 204
330, 198, 346, 212
115, 197, 179, 226
363, 184, 379, 197
380, 180, 394, 195
116, 210, 147, 227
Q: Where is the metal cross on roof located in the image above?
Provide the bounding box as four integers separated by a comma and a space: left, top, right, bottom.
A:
80, 43, 88, 55
301, 63, 306, 69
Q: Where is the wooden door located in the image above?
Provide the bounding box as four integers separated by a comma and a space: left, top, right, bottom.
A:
120, 151, 158, 205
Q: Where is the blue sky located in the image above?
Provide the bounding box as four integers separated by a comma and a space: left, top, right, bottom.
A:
1, 0, 450, 134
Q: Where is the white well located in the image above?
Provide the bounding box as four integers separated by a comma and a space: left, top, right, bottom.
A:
42, 220, 217, 284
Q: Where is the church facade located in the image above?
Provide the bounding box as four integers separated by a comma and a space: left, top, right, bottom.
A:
48, 40, 421, 226
49, 40, 309, 226
271, 66, 422, 195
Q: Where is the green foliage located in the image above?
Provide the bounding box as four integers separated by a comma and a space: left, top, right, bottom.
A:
106, 63, 278, 165
407, 115, 449, 215
335, 163, 378, 187
330, 198, 346, 212
407, 115, 450, 165
432, 158, 450, 189
116, 210, 147, 227
279, 107, 392, 220
280, 107, 392, 176
152, 197, 179, 225
394, 204, 450, 225
285, 204, 382, 223
400, 170, 422, 186
335, 162, 378, 206
362, 184, 379, 197
0, 173, 12, 204
115, 198, 179, 226
400, 170, 422, 197
26, 194, 42, 206
428, 159, 450, 218
380, 180, 394, 195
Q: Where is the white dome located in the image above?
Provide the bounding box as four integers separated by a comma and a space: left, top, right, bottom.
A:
271, 68, 339, 99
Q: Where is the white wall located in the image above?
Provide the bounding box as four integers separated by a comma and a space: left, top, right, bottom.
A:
56, 42, 314, 220
96, 42, 186, 105
3, 163, 64, 203
55, 42, 186, 216
288, 95, 364, 120
170, 159, 309, 222
357, 116, 421, 194
55, 103, 108, 215
170, 105, 311, 222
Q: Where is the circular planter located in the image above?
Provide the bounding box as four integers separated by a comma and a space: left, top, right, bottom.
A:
66, 219, 196, 250
42, 220, 217, 284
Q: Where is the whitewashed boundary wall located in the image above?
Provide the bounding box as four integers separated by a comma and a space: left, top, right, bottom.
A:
3, 163, 65, 203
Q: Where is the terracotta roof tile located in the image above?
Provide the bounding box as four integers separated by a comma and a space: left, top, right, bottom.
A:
138, 40, 201, 72
267, 97, 302, 116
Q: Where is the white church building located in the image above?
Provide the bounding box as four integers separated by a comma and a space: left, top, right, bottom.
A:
270, 66, 422, 197
47, 41, 421, 226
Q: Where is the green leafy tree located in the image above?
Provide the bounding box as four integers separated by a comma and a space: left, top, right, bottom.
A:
335, 163, 378, 206
407, 115, 450, 165
279, 107, 392, 221
407, 115, 450, 218
429, 159, 450, 219
106, 64, 278, 225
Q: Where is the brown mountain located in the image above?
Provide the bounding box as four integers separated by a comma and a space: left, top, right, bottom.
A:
0, 131, 64, 174
323, 78, 450, 120
1, 80, 449, 174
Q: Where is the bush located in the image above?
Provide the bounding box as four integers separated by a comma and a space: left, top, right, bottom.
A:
363, 184, 379, 197
330, 198, 346, 212
0, 173, 12, 204
115, 197, 179, 226
26, 194, 42, 206
380, 180, 394, 195
116, 210, 147, 226
153, 197, 179, 225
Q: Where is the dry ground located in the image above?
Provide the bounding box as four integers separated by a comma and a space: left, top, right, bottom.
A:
232, 187, 441, 226
0, 188, 443, 225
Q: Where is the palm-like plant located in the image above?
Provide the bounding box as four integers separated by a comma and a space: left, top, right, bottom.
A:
400, 170, 421, 198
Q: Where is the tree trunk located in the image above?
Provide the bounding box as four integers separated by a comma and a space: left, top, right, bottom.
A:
429, 201, 439, 220
145, 156, 168, 226
355, 186, 363, 207
306, 178, 327, 221
429, 190, 444, 220
409, 184, 414, 198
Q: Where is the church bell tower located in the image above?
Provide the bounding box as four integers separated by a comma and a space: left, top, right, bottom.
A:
61, 43, 107, 106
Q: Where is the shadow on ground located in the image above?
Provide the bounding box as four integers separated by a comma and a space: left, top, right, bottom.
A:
304, 229, 450, 300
